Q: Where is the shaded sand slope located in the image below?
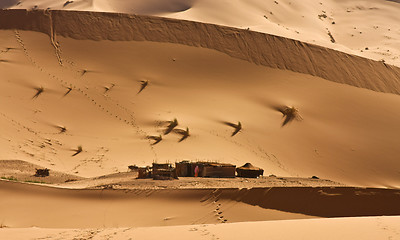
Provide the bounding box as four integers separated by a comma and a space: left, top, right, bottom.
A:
0, 181, 312, 228
1, 26, 400, 186
228, 187, 400, 218
1, 9, 400, 94
1, 216, 400, 240
5, 0, 400, 67
1, 181, 400, 228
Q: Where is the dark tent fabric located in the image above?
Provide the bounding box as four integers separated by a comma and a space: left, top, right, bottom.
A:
236, 163, 263, 178
239, 163, 262, 170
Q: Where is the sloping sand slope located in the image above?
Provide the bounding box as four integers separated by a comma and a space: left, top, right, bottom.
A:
1, 216, 400, 240
1, 10, 400, 186
4, 0, 400, 67
0, 160, 82, 183
1, 5, 400, 239
0, 181, 312, 228
1, 181, 400, 228
1, 9, 400, 94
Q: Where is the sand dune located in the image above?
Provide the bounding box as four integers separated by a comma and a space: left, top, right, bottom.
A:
0, 160, 82, 183
1, 180, 400, 228
0, 180, 314, 228
1, 10, 400, 186
4, 0, 400, 67
2, 9, 400, 95
1, 3, 400, 239
1, 216, 400, 240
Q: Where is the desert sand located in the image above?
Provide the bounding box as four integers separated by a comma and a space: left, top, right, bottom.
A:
1, 1, 400, 239
3, 0, 400, 67
1, 216, 400, 240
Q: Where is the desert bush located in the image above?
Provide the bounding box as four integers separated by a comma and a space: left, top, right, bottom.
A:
34, 168, 49, 177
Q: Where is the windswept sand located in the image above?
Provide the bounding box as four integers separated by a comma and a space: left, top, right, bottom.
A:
1, 5, 400, 239
3, 0, 400, 67
1, 216, 400, 240
2, 9, 400, 95
0, 180, 313, 228
1, 180, 400, 228
1, 13, 400, 186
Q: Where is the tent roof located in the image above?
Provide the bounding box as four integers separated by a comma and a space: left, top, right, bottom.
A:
238, 163, 262, 170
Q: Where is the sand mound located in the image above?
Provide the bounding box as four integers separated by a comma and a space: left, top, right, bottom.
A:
1, 9, 400, 95
1, 10, 400, 187
1, 181, 400, 228
0, 181, 312, 228
4, 0, 400, 67
0, 160, 83, 183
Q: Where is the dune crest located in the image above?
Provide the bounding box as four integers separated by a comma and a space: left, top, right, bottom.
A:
93, 0, 195, 15
1, 180, 400, 228
5, 0, 400, 68
1, 9, 400, 95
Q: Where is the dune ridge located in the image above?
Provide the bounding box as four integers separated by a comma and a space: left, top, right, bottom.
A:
1, 180, 400, 228
5, 0, 400, 68
1, 9, 400, 95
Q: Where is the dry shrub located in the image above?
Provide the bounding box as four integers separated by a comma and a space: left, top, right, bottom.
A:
35, 168, 49, 177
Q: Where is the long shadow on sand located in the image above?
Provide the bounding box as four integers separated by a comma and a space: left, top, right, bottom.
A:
220, 187, 400, 217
